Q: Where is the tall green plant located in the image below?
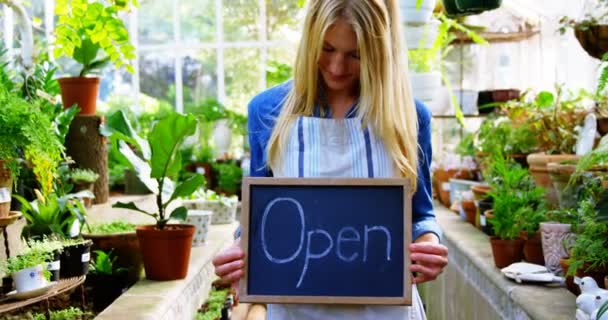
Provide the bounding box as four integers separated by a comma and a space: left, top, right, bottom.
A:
53, 0, 137, 76
107, 112, 206, 229
487, 153, 545, 239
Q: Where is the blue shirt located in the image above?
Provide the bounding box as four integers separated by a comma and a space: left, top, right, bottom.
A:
246, 81, 442, 241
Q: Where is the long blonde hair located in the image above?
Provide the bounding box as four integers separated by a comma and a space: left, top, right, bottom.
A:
266, 0, 419, 186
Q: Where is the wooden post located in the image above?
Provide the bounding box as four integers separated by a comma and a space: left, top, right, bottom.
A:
65, 115, 109, 204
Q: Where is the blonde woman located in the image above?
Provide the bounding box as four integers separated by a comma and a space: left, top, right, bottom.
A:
213, 0, 448, 318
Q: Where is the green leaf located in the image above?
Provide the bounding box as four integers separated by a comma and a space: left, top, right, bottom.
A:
598, 300, 608, 319
169, 206, 188, 222
148, 113, 198, 179
73, 39, 100, 68
113, 201, 157, 219
102, 110, 150, 160
536, 91, 555, 108
169, 175, 206, 204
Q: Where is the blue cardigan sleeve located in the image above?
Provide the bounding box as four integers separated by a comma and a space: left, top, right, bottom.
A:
412, 101, 443, 241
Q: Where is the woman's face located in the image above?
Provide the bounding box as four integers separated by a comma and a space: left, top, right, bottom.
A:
318, 18, 360, 94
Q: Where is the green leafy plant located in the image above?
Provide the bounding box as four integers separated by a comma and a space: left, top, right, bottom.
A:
85, 221, 136, 234
105, 111, 206, 229
26, 237, 64, 256
213, 162, 243, 195
475, 114, 538, 156
266, 60, 293, 88
53, 0, 138, 76
567, 199, 608, 275
15, 189, 92, 240
487, 153, 546, 239
33, 307, 91, 320
1, 246, 52, 280
69, 168, 100, 184
558, 1, 608, 35
455, 132, 475, 157
0, 87, 63, 196
90, 250, 127, 276
195, 287, 230, 320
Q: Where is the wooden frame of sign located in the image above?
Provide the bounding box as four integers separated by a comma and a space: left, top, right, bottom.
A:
238, 177, 413, 305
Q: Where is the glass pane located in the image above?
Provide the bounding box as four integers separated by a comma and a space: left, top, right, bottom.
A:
183, 49, 218, 111
139, 52, 175, 106
139, 0, 173, 45
266, 0, 304, 41
181, 0, 215, 44
266, 47, 296, 88
223, 0, 259, 42
225, 48, 262, 112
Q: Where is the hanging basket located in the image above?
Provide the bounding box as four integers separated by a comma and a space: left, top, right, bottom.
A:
443, 0, 502, 17
574, 25, 608, 60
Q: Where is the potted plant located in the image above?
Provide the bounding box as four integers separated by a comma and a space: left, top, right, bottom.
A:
59, 238, 93, 279
184, 189, 238, 226
82, 220, 142, 285
69, 168, 99, 208
53, 0, 137, 115
559, 1, 608, 60
25, 237, 64, 282
1, 247, 52, 293
110, 111, 205, 280
442, 0, 502, 17
0, 87, 63, 214
487, 153, 545, 268
88, 250, 129, 312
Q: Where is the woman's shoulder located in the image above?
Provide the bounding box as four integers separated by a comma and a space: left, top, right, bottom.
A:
248, 80, 293, 120
414, 99, 431, 128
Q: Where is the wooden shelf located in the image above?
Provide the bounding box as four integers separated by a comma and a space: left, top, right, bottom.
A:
454, 29, 540, 44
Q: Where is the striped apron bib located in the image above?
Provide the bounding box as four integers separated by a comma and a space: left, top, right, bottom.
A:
268, 115, 426, 320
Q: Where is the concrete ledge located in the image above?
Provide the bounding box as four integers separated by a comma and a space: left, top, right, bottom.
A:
419, 202, 576, 320
96, 222, 237, 320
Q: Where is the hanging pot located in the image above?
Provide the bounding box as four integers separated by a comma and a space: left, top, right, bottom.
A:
574, 25, 608, 60
443, 0, 502, 17
58, 77, 100, 115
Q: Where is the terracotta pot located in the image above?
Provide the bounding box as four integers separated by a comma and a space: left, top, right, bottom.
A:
136, 224, 195, 281
58, 77, 100, 115
540, 222, 574, 275
82, 231, 143, 285
559, 258, 578, 295
433, 168, 476, 207
560, 259, 608, 295
471, 184, 491, 201
461, 200, 477, 226
527, 153, 579, 206
575, 25, 608, 60
521, 231, 545, 266
490, 237, 524, 268
0, 161, 12, 218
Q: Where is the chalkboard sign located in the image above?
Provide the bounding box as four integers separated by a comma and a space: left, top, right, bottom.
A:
239, 177, 412, 305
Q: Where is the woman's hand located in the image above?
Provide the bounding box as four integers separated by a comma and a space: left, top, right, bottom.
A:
212, 240, 246, 286
409, 233, 448, 284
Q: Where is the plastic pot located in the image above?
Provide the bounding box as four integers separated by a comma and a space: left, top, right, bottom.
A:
60, 241, 93, 278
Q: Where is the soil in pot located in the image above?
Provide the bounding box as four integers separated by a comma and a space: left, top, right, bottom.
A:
521, 231, 545, 266
490, 237, 524, 268
60, 241, 93, 278
136, 224, 195, 281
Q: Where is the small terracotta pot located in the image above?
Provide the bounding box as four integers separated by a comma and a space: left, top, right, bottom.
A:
490, 237, 524, 268
560, 258, 608, 295
58, 77, 100, 115
521, 231, 545, 266
559, 258, 578, 295
527, 153, 579, 206
471, 184, 491, 201
136, 224, 195, 281
461, 200, 477, 226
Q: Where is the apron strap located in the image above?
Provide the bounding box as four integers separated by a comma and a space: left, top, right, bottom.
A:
297, 117, 305, 178
363, 126, 374, 178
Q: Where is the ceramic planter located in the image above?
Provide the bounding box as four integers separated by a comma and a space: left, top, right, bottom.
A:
489, 237, 524, 268
575, 25, 608, 60
13, 265, 47, 293
58, 77, 100, 115
449, 178, 480, 206
184, 199, 238, 225
136, 224, 195, 280
400, 0, 437, 25
60, 241, 92, 278
82, 231, 143, 286
527, 153, 579, 206
540, 222, 573, 275
433, 168, 476, 207
186, 210, 213, 246
405, 19, 440, 49
0, 161, 12, 218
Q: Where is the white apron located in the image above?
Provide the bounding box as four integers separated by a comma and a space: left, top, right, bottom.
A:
268, 116, 426, 320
